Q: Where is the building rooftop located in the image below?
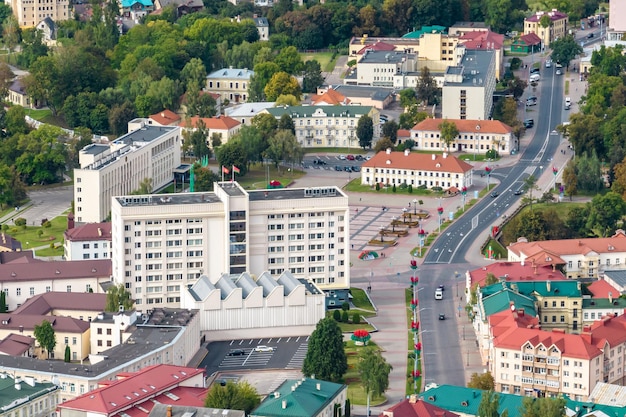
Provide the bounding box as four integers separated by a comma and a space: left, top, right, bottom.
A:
380, 396, 459, 417
248, 186, 346, 201
253, 17, 268, 27
149, 403, 245, 417
483, 280, 583, 299
0, 374, 58, 413
207, 68, 254, 80
64, 222, 112, 242
115, 192, 222, 207
179, 115, 240, 130
224, 102, 276, 118
0, 333, 35, 356
525, 9, 568, 23
265, 105, 373, 119
412, 118, 513, 134
468, 261, 566, 289
358, 50, 416, 64
13, 292, 107, 316
586, 279, 620, 299
355, 40, 396, 55
443, 50, 494, 87
0, 233, 21, 251
0, 314, 90, 333
481, 288, 537, 318
217, 181, 246, 197
0, 250, 36, 265
149, 109, 181, 126
601, 270, 626, 292
402, 25, 447, 39
81, 143, 110, 156
362, 150, 473, 174
459, 30, 504, 50
0, 259, 111, 283
330, 85, 395, 100
588, 382, 626, 407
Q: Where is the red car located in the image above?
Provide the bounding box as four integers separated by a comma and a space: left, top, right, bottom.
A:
347, 154, 355, 160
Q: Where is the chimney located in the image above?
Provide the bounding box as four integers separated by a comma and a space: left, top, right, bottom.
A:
409, 394, 418, 404
386, 148, 392, 154
517, 308, 525, 317
404, 149, 410, 156
282, 400, 287, 409
14, 379, 21, 391
443, 152, 447, 158
67, 212, 75, 230
316, 383, 321, 390
521, 258, 524, 266
161, 112, 165, 118
166, 405, 172, 417
98, 228, 102, 237
609, 292, 613, 304
546, 281, 551, 292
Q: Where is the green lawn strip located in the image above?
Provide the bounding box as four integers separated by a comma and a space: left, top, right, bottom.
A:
565, 80, 570, 95
350, 288, 376, 313
235, 165, 305, 190
26, 108, 52, 121
35, 245, 65, 257
343, 178, 445, 197
5, 215, 67, 249
300, 52, 334, 72
484, 237, 507, 259
344, 340, 387, 406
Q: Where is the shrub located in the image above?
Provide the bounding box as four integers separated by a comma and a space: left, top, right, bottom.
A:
43, 221, 51, 228
14, 218, 26, 227
375, 183, 380, 191
37, 230, 44, 238
392, 184, 396, 192
50, 242, 54, 249
333, 309, 341, 321
509, 57, 522, 70
352, 313, 360, 324
341, 302, 350, 311
408, 184, 413, 193
432, 186, 443, 192
341, 311, 349, 322
399, 182, 408, 189
486, 149, 498, 159
417, 185, 427, 190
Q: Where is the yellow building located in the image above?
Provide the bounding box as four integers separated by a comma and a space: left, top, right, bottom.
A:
9, 0, 69, 27
524, 9, 568, 48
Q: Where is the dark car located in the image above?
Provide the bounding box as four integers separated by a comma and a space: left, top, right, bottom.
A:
587, 32, 594, 38
438, 284, 445, 291
343, 166, 352, 172
439, 314, 446, 320
524, 119, 534, 128
490, 191, 499, 198
335, 165, 342, 171
355, 155, 364, 161
228, 349, 246, 356
514, 188, 524, 195
351, 165, 360, 172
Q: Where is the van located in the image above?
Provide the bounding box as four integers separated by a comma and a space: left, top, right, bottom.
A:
565, 97, 571, 109
435, 288, 443, 300
530, 74, 540, 82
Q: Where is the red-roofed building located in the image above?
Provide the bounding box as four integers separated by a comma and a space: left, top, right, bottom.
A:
397, 129, 411, 145
380, 395, 459, 417
0, 333, 35, 356
148, 110, 181, 127
57, 365, 207, 417
524, 9, 568, 47
360, 149, 473, 191
311, 88, 351, 106
587, 279, 619, 299
64, 222, 112, 261
411, 118, 515, 155
179, 115, 241, 147
459, 30, 505, 79
511, 33, 542, 54
507, 230, 626, 279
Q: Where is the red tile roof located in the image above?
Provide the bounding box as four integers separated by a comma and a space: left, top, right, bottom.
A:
525, 9, 568, 23
380, 396, 459, 417
0, 259, 111, 282
412, 118, 513, 134
587, 315, 626, 349
469, 262, 566, 289
59, 365, 205, 414
357, 41, 396, 55
0, 314, 90, 333
0, 333, 35, 356
311, 89, 350, 105
64, 222, 112, 242
180, 115, 240, 130
519, 33, 542, 46
362, 151, 473, 174
13, 292, 107, 315
121, 386, 207, 417
489, 308, 541, 340
459, 30, 504, 50
397, 129, 411, 139
508, 230, 626, 259
149, 110, 181, 126
587, 279, 620, 299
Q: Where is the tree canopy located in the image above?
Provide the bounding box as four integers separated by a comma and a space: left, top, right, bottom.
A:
357, 347, 392, 399
302, 317, 347, 382
34, 320, 56, 358
204, 381, 260, 414
105, 284, 134, 312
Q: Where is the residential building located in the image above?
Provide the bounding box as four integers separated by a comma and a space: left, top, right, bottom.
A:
458, 30, 505, 79
250, 377, 347, 417
57, 364, 206, 417
149, 109, 182, 127
507, 230, 626, 279
360, 149, 473, 191
152, 0, 203, 16
448, 21, 490, 36
523, 9, 568, 48
253, 16, 269, 40
510, 33, 542, 54
9, 0, 69, 27
411, 118, 514, 155
311, 88, 351, 106
0, 232, 21, 252
121, 0, 154, 21
263, 105, 379, 148
442, 49, 496, 120
179, 115, 241, 147
6, 78, 35, 109
607, 0, 626, 42
347, 50, 417, 87
206, 68, 253, 103
0, 308, 200, 402
12, 291, 106, 320
90, 310, 138, 354
73, 125, 181, 223
182, 271, 325, 337
149, 404, 244, 417
381, 395, 459, 417
111, 182, 350, 310
0, 257, 111, 310
315, 85, 395, 110
64, 219, 112, 261
0, 333, 35, 356
224, 102, 276, 125
0, 374, 59, 417
35, 17, 57, 45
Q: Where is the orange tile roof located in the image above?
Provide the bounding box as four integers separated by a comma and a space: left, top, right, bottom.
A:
379, 397, 460, 417
469, 261, 566, 289
508, 230, 626, 259
489, 308, 541, 339
149, 109, 181, 126
311, 89, 350, 105
412, 118, 513, 134
362, 151, 473, 174
587, 279, 620, 299
397, 129, 411, 139
519, 33, 542, 46
180, 115, 240, 130
588, 315, 626, 350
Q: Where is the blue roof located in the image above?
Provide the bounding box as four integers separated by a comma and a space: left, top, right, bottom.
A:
121, 0, 152, 7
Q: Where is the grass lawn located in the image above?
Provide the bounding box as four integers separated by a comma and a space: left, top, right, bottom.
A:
26, 108, 52, 121
484, 237, 507, 259
35, 245, 64, 258
236, 165, 305, 190
515, 201, 582, 219
344, 340, 387, 406
344, 178, 443, 197
565, 80, 570, 95
350, 288, 375, 313
4, 215, 67, 250
300, 52, 338, 72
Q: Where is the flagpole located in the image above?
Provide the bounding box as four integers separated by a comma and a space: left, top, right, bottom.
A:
231, 166, 234, 182
221, 166, 224, 182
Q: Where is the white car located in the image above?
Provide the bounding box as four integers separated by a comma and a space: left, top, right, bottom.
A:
338, 155, 347, 160
545, 60, 552, 68
254, 345, 274, 352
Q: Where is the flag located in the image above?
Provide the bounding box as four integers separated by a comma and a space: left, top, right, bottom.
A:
232, 165, 241, 174
222, 166, 230, 174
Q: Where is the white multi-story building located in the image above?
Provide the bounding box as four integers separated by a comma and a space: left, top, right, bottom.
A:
442, 48, 496, 121
63, 220, 112, 261
111, 182, 350, 309
73, 125, 181, 223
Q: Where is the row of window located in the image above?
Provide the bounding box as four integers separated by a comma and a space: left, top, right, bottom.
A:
11, 285, 85, 296
369, 169, 461, 178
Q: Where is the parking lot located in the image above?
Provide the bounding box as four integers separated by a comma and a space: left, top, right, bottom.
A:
200, 336, 310, 376
302, 154, 372, 173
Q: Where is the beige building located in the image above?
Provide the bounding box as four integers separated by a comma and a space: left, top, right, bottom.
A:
206, 68, 253, 103
6, 78, 35, 109
351, 50, 417, 87
411, 118, 515, 155
73, 125, 181, 223
111, 182, 350, 310
179, 115, 242, 147
0, 374, 59, 417
9, 0, 69, 27
524, 9, 568, 48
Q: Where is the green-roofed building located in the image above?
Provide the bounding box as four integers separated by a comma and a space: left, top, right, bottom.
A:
250, 378, 347, 417
0, 374, 59, 416
419, 384, 626, 417
582, 296, 626, 324
402, 25, 447, 39
263, 105, 379, 149
481, 288, 537, 318
121, 0, 154, 20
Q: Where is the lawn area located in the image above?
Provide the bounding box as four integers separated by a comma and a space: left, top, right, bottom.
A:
3, 215, 67, 250
515, 201, 582, 219
483, 237, 507, 260
344, 340, 387, 406
343, 178, 443, 197
26, 108, 52, 121
235, 164, 306, 190
299, 52, 338, 72
35, 245, 64, 258
350, 288, 376, 313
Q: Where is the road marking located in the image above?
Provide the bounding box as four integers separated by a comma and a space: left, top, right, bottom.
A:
472, 216, 479, 229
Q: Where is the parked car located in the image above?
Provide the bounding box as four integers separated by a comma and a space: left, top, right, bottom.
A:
351, 166, 360, 172
556, 69, 562, 75
587, 32, 594, 38
334, 165, 342, 171
347, 154, 355, 160
490, 191, 499, 198
565, 97, 571, 110
530, 67, 540, 74
439, 313, 446, 320
545, 60, 552, 68
343, 166, 352, 172
338, 154, 347, 160
355, 155, 364, 161
228, 349, 246, 356
254, 345, 274, 352
435, 288, 443, 300
523, 119, 534, 128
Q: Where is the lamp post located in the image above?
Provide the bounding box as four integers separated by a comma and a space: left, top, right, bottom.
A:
402, 208, 408, 223
437, 206, 443, 233
552, 166, 558, 192
413, 199, 418, 215
455, 271, 460, 298
485, 166, 492, 191
409, 259, 420, 393
461, 186, 467, 212
474, 124, 480, 160
391, 216, 397, 232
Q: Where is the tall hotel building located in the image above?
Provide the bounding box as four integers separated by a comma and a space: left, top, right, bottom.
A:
111, 182, 350, 308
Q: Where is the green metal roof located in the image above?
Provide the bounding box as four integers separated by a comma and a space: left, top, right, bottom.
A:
0, 375, 58, 412
484, 280, 582, 298
482, 288, 537, 317
402, 25, 447, 38
265, 105, 373, 119
582, 297, 626, 308
121, 0, 152, 7
251, 378, 345, 417
420, 385, 626, 417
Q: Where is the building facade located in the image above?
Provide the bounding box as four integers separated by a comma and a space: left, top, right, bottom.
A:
360, 149, 473, 190
9, 0, 69, 27
206, 68, 253, 103
351, 50, 417, 87
111, 182, 350, 310
73, 125, 181, 223
442, 49, 496, 121
0, 374, 59, 417
264, 105, 379, 148
64, 221, 112, 261
524, 9, 568, 48
179, 115, 242, 147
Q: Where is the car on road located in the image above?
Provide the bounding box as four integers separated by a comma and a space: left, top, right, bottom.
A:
434, 288, 443, 300
523, 119, 534, 128
347, 154, 355, 160
530, 67, 540, 74
227, 349, 246, 356
338, 154, 346, 160
514, 188, 524, 195
490, 191, 499, 198
587, 32, 594, 38
545, 60, 552, 68
565, 97, 571, 110
439, 313, 446, 320
556, 69, 562, 75
254, 345, 274, 352
334, 165, 342, 171
526, 97, 537, 106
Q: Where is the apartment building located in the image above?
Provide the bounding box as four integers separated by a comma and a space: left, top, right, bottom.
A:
74, 125, 181, 223
90, 310, 138, 354
206, 68, 253, 103
524, 9, 568, 48
350, 50, 417, 87
9, 0, 69, 28
111, 182, 350, 309
63, 220, 112, 261
0, 374, 59, 417
458, 30, 505, 79
411, 118, 514, 155
360, 149, 473, 190
507, 230, 626, 279
264, 105, 379, 148
607, 0, 626, 42
442, 49, 496, 121
179, 115, 242, 147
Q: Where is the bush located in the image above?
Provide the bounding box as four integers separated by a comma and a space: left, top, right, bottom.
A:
431, 186, 443, 192
392, 184, 396, 192
375, 183, 380, 191
399, 182, 408, 189
341, 311, 349, 322
333, 309, 341, 321
341, 302, 350, 311
352, 313, 360, 324
509, 57, 522, 70
486, 149, 499, 159
43, 221, 51, 228
14, 218, 26, 227
49, 242, 54, 249
417, 185, 427, 190
37, 230, 44, 238
408, 184, 413, 193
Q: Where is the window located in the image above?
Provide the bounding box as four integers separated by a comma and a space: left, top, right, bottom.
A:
97, 328, 102, 335
30, 287, 35, 296
16, 288, 21, 296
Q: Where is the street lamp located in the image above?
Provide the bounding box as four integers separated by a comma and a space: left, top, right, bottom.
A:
437, 206, 443, 233
391, 216, 397, 232
461, 186, 467, 212
485, 166, 492, 191
474, 124, 480, 160
402, 208, 408, 223
413, 199, 418, 215
552, 166, 558, 191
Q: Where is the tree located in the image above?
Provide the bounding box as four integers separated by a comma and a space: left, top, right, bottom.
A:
302, 60, 324, 94
524, 175, 539, 211
485, 273, 498, 286
563, 159, 578, 200
204, 381, 260, 414
0, 63, 15, 100
275, 94, 300, 107
399, 89, 417, 108
416, 66, 439, 105
193, 166, 220, 192
264, 72, 302, 101
520, 396, 566, 417
398, 106, 428, 129
274, 46, 303, 75
374, 137, 394, 153
3, 15, 20, 64
438, 120, 459, 152
217, 140, 248, 176
467, 372, 495, 390
507, 76, 528, 99
302, 317, 348, 382
183, 121, 212, 160
64, 345, 71, 362
539, 14, 552, 47
264, 130, 303, 171
278, 114, 295, 134
180, 57, 207, 90
34, 320, 56, 358
477, 390, 501, 417
357, 115, 374, 149
381, 121, 398, 144
105, 284, 134, 312
357, 347, 392, 407
0, 291, 7, 312
587, 192, 626, 237
131, 178, 153, 195
550, 35, 583, 69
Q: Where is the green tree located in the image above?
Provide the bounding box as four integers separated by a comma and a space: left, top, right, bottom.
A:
217, 140, 248, 176
438, 120, 459, 152
357, 347, 392, 407
237, 125, 267, 168
566, 206, 590, 238
302, 317, 348, 382
374, 137, 395, 153
381, 121, 399, 144
64, 345, 71, 362
587, 192, 626, 237
467, 372, 495, 390
416, 66, 439, 105
275, 94, 300, 107
194, 166, 220, 192
274, 46, 303, 75
398, 106, 428, 129
302, 60, 324, 94
0, 63, 14, 101
180, 57, 207, 90
563, 159, 578, 200
399, 89, 418, 108
131, 178, 153, 195
278, 114, 295, 134
264, 130, 303, 172
3, 15, 20, 64
477, 390, 501, 417
485, 273, 498, 286
264, 72, 301, 101
183, 119, 211, 160
249, 62, 281, 101
590, 45, 626, 77
520, 396, 566, 417
550, 35, 583, 69
34, 320, 56, 358
0, 291, 7, 312
357, 115, 374, 149
105, 284, 134, 312
507, 76, 528, 99
524, 174, 539, 211
204, 381, 260, 415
